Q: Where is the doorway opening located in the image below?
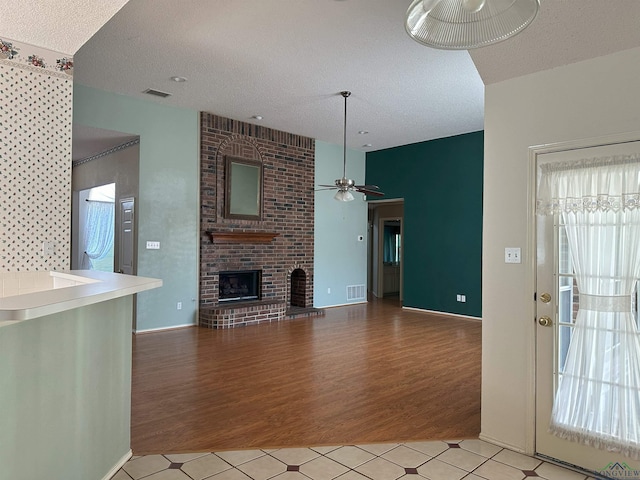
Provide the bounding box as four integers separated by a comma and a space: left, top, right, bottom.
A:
78, 183, 115, 272
71, 125, 140, 327
382, 219, 401, 297
367, 200, 404, 301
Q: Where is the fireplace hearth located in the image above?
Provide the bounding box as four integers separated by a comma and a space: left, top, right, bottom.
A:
219, 270, 261, 303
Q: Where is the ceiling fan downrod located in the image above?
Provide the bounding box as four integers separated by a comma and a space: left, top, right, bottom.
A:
315, 90, 384, 201
340, 90, 351, 180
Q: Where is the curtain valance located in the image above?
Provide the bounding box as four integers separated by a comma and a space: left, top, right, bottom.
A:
537, 154, 640, 215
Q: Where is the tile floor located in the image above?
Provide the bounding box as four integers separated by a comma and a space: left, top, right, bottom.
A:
113, 439, 599, 480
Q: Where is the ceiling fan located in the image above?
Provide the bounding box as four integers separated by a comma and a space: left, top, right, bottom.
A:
317, 91, 384, 202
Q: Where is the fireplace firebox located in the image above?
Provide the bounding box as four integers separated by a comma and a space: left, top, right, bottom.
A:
219, 270, 261, 303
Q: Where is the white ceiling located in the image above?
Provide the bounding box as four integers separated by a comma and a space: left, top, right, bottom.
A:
0, 0, 128, 56
5, 1, 640, 153
73, 0, 484, 152
72, 125, 138, 162
469, 1, 640, 85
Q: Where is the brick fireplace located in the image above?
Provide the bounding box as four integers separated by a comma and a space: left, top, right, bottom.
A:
199, 112, 317, 328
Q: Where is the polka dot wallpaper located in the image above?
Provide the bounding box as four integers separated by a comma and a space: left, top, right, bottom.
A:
0, 38, 73, 271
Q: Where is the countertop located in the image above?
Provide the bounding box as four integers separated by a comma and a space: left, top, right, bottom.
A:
0, 270, 162, 325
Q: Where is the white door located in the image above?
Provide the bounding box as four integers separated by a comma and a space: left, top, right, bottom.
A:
534, 139, 640, 476
118, 197, 135, 275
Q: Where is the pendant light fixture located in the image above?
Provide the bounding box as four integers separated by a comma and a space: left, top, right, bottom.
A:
405, 0, 539, 50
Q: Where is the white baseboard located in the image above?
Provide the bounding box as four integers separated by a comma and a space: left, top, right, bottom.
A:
478, 433, 527, 454
319, 301, 368, 309
402, 306, 482, 321
102, 449, 132, 480
134, 322, 196, 334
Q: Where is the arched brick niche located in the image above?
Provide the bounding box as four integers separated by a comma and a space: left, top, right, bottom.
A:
289, 267, 308, 308
199, 112, 315, 328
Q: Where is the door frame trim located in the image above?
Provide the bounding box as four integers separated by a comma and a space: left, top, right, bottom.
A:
527, 130, 640, 456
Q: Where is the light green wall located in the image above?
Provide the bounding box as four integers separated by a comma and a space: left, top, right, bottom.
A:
0, 297, 133, 480
314, 141, 368, 307
73, 85, 199, 331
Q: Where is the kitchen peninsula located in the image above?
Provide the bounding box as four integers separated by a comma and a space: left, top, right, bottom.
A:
0, 270, 162, 480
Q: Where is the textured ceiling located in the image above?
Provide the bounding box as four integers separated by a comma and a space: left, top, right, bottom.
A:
72, 125, 138, 162
5, 1, 640, 153
0, 0, 128, 55
469, 0, 640, 85
73, 0, 484, 152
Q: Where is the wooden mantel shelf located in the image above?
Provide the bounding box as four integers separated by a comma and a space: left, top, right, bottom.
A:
207, 231, 280, 244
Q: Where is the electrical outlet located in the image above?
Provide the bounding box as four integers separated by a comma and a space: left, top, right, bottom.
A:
146, 241, 160, 250
505, 247, 521, 264
177, 302, 182, 310
327, 287, 331, 294
42, 241, 54, 256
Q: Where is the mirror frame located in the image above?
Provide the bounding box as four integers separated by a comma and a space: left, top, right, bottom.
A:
224, 156, 263, 220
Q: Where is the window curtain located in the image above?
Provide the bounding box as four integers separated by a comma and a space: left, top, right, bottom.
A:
537, 154, 640, 459
81, 201, 115, 270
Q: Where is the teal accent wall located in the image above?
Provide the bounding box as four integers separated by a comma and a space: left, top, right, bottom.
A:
366, 131, 483, 317
73, 85, 199, 331
314, 141, 368, 307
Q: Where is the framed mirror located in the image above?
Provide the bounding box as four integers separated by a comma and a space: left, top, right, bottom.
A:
224, 156, 263, 220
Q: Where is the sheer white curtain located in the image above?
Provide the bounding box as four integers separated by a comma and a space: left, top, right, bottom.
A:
537, 154, 640, 459
81, 200, 115, 270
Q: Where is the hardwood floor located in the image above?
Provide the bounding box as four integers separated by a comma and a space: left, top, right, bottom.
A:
131, 297, 482, 455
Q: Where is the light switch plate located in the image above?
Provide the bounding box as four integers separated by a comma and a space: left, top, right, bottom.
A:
146, 241, 160, 250
505, 247, 521, 264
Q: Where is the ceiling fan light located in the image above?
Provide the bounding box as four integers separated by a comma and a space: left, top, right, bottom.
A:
334, 190, 355, 202
406, 0, 539, 50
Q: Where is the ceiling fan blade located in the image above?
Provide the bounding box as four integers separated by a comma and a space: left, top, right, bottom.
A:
315, 187, 338, 191
318, 184, 338, 188
355, 184, 380, 190
356, 187, 385, 197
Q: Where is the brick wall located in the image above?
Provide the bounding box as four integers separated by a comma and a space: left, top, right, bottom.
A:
199, 112, 315, 327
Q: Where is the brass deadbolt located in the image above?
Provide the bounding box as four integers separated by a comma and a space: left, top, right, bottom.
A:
540, 292, 551, 304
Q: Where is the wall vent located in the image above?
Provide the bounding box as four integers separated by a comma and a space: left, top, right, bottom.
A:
347, 284, 366, 301
143, 88, 172, 98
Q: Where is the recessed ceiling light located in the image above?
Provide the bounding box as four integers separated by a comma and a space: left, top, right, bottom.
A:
252, 115, 263, 120
170, 76, 187, 82
358, 130, 369, 135
363, 143, 373, 148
